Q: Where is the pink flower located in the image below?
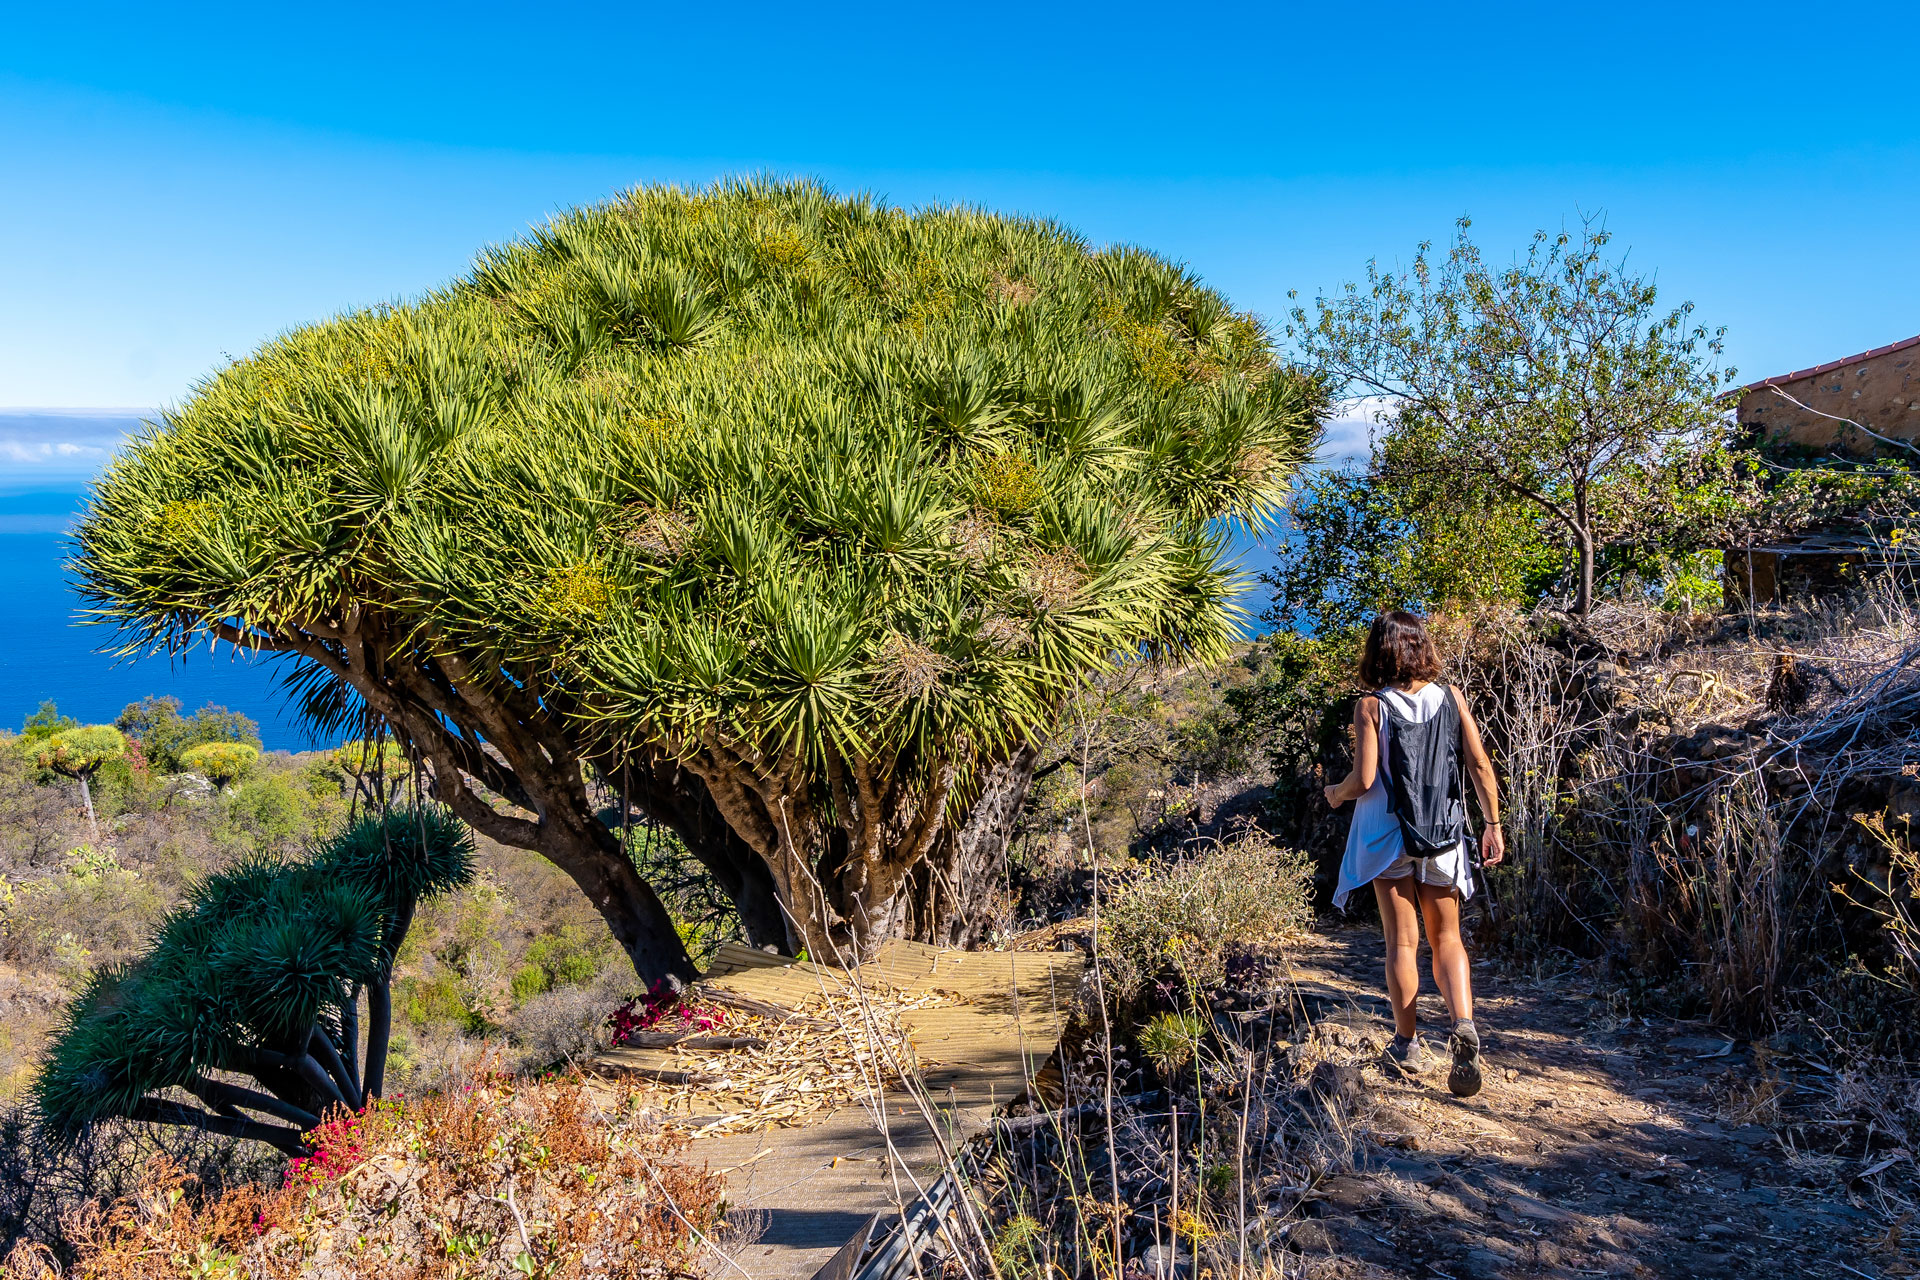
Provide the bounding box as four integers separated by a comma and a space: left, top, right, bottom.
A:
606, 981, 726, 1046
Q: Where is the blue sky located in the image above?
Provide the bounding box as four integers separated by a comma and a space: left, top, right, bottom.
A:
3, 0, 1918, 474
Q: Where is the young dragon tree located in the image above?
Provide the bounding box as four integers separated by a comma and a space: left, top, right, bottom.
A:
35, 806, 473, 1155
72, 177, 1326, 975
28, 725, 125, 843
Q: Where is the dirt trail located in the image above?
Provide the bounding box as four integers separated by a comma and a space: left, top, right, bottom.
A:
1277, 925, 1916, 1279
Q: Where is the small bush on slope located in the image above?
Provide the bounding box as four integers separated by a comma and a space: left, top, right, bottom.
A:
1, 1073, 723, 1280
1100, 833, 1313, 1005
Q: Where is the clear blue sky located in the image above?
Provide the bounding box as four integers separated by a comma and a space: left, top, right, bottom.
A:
3, 0, 1918, 460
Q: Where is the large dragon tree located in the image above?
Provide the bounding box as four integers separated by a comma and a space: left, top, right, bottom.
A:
36, 807, 473, 1153
74, 178, 1324, 978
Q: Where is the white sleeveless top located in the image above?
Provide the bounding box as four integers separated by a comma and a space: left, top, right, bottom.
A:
1332, 683, 1474, 910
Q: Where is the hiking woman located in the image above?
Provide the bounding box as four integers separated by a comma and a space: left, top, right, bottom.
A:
1322, 611, 1505, 1096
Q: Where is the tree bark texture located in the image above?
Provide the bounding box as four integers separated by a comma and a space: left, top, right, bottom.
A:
904, 745, 1041, 948
209, 604, 1039, 979
672, 736, 1040, 962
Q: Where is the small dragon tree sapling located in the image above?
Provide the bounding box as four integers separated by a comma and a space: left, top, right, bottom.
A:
330, 738, 416, 808
30, 725, 126, 843
35, 805, 474, 1155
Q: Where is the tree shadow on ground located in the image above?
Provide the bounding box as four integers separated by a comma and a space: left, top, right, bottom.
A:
1275, 927, 1912, 1280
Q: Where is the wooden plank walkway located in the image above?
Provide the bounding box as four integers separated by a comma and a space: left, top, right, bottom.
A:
594, 940, 1086, 1280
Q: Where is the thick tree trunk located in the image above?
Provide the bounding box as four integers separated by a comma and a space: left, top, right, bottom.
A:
621, 753, 789, 953
539, 821, 698, 984
746, 745, 1043, 961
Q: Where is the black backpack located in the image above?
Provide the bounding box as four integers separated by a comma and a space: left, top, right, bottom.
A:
1377, 685, 1467, 859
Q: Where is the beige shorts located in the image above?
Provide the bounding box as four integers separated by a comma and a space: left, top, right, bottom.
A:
1375, 849, 1463, 890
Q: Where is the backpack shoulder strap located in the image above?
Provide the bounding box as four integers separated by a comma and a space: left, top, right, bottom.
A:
1441, 684, 1467, 802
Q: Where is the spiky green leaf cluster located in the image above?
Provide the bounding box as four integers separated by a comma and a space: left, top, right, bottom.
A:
178, 739, 259, 786
75, 177, 1324, 773
27, 725, 127, 778
34, 807, 473, 1130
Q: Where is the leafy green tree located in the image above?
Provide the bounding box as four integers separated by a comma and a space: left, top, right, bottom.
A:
180, 740, 259, 788
21, 700, 78, 744
1223, 633, 1350, 780
28, 725, 127, 842
116, 696, 262, 773
73, 178, 1325, 976
1290, 217, 1732, 617
1265, 463, 1563, 639
35, 806, 474, 1154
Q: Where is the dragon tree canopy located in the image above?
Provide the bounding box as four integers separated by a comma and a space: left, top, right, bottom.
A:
75, 177, 1327, 973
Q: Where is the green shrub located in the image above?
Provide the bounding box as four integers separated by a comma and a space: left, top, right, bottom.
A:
510, 926, 608, 1004
1137, 1011, 1205, 1076
89, 751, 158, 818
397, 974, 486, 1034
509, 963, 550, 1003
1100, 833, 1313, 1003
225, 773, 309, 847
1660, 549, 1724, 613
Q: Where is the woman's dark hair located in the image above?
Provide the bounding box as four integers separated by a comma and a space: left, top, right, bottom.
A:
1360, 610, 1442, 688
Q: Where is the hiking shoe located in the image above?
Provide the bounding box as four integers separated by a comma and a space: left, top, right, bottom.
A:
1448, 1020, 1484, 1097
1383, 1033, 1427, 1076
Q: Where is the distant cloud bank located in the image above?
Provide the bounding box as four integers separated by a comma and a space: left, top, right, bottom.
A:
0, 410, 150, 479
1315, 396, 1393, 469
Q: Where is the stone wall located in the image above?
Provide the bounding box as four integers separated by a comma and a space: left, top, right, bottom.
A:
1737, 338, 1920, 458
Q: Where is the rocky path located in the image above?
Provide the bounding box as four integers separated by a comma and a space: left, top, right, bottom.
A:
1278, 926, 1917, 1279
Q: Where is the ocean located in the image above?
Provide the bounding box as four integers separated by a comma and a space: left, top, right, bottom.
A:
0, 480, 327, 750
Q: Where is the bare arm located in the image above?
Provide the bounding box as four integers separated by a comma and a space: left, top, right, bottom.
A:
1451, 686, 1506, 865
1322, 697, 1379, 809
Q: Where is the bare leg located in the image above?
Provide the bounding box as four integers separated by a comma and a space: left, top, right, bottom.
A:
1416, 881, 1473, 1024
1373, 875, 1423, 1038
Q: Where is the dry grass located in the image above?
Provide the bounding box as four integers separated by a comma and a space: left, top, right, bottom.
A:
962, 959, 1369, 1280
1, 1072, 724, 1280
1099, 834, 1314, 1005
920, 824, 1329, 1280
605, 985, 955, 1137
1439, 579, 1920, 1042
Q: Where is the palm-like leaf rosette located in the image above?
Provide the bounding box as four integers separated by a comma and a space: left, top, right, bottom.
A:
35, 807, 473, 1152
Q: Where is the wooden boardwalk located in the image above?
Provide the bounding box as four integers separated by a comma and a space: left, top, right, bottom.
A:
594, 940, 1086, 1280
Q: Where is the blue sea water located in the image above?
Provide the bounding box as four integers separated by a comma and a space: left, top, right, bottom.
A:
0, 481, 329, 750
